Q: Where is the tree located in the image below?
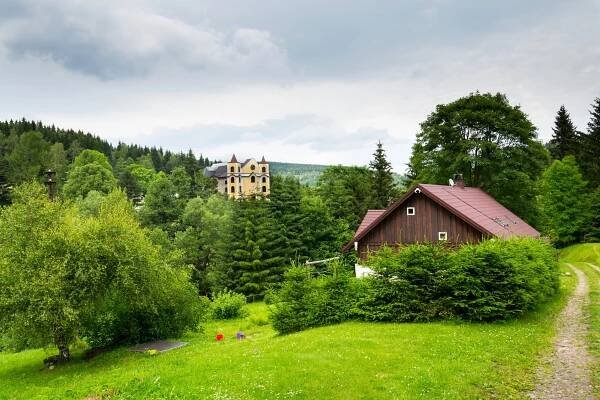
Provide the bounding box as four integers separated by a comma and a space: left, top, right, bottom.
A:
63, 163, 118, 199
47, 143, 68, 189
408, 92, 549, 225
139, 172, 182, 233
0, 184, 201, 361
269, 176, 304, 261
175, 194, 231, 294
584, 187, 600, 242
548, 105, 581, 160
580, 97, 600, 188
72, 149, 112, 171
7, 131, 49, 184
317, 165, 374, 231
538, 156, 589, 246
170, 166, 192, 200
214, 198, 286, 300
369, 141, 397, 209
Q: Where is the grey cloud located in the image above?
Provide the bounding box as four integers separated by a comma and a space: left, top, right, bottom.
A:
0, 0, 287, 80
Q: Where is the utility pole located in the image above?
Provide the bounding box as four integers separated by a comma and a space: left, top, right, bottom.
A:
44, 169, 56, 200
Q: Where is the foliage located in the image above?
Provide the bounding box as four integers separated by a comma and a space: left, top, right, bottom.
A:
7, 131, 49, 184
139, 172, 182, 234
71, 149, 113, 171
269, 263, 356, 334
209, 290, 248, 320
0, 184, 202, 358
317, 165, 375, 230
580, 97, 600, 188
408, 92, 549, 225
548, 105, 581, 160
175, 194, 231, 294
584, 187, 600, 242
213, 198, 287, 300
369, 141, 398, 208
538, 156, 589, 246
63, 162, 118, 199
360, 238, 559, 322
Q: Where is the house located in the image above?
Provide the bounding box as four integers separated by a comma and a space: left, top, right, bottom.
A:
343, 175, 540, 263
204, 154, 270, 199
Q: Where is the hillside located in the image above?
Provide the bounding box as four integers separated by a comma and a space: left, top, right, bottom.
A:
269, 162, 329, 186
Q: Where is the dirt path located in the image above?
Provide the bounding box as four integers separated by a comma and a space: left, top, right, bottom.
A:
530, 263, 594, 400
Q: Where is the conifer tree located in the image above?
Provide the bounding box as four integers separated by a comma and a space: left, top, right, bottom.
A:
219, 199, 286, 301
369, 141, 397, 209
549, 105, 580, 160
269, 176, 306, 261
584, 187, 600, 242
581, 97, 600, 188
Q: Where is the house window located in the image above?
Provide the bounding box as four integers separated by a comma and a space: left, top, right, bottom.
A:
230, 166, 234, 172
262, 167, 266, 173
262, 186, 267, 192
230, 177, 235, 183
438, 232, 447, 241
262, 177, 266, 183
251, 165, 255, 170
231, 186, 235, 193
407, 207, 415, 216
251, 176, 256, 183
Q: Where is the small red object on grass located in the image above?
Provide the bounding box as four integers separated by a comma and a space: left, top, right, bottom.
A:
216, 333, 224, 342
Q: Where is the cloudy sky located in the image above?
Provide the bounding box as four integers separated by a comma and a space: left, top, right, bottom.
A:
1, 0, 599, 172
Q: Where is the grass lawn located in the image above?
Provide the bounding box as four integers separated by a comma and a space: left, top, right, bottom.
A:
0, 264, 577, 400
560, 243, 600, 396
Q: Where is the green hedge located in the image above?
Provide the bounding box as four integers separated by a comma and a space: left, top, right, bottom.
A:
269, 238, 559, 333
360, 237, 559, 322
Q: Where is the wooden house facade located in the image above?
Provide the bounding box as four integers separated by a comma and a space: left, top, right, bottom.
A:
344, 179, 540, 261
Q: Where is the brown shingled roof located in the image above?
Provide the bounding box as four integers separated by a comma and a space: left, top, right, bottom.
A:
344, 183, 539, 251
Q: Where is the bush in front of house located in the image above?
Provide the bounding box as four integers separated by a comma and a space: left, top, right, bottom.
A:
210, 290, 248, 320
269, 263, 356, 334
269, 238, 559, 334
446, 237, 559, 321
359, 237, 559, 322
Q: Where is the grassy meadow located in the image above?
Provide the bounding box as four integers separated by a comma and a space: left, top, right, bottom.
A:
0, 260, 579, 400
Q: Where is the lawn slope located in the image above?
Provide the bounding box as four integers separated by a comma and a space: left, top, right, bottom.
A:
0, 269, 575, 400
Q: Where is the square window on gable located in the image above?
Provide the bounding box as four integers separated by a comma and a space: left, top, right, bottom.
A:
438, 232, 448, 241
407, 207, 415, 216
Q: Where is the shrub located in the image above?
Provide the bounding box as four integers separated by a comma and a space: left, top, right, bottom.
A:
270, 263, 356, 334
358, 245, 453, 322
447, 237, 558, 321
210, 290, 247, 320
359, 238, 558, 322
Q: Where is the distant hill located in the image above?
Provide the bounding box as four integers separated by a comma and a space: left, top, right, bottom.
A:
270, 161, 408, 188
269, 162, 328, 186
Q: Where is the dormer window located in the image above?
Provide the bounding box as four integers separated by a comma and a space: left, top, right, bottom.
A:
407, 207, 415, 216
251, 165, 255, 171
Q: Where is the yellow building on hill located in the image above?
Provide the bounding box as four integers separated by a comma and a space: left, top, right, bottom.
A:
203, 154, 270, 199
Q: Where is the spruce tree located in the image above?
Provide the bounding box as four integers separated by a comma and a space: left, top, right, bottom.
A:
269, 176, 307, 261
584, 187, 600, 242
581, 97, 600, 188
369, 141, 397, 209
549, 105, 581, 160
222, 199, 286, 301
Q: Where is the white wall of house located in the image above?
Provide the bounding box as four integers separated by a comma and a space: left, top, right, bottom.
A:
354, 264, 375, 278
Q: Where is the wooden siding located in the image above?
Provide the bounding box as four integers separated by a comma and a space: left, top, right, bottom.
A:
357, 192, 483, 260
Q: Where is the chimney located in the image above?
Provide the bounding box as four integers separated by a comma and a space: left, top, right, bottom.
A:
453, 173, 465, 188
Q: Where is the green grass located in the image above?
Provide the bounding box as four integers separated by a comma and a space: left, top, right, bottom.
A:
0, 267, 576, 400
560, 243, 600, 396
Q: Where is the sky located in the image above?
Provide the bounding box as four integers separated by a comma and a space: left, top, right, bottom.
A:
1, 0, 599, 173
